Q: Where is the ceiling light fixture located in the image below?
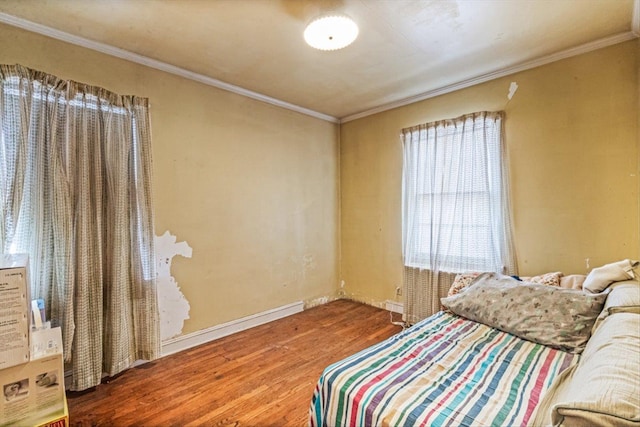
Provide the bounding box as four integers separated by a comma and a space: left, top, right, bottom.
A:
304, 15, 359, 51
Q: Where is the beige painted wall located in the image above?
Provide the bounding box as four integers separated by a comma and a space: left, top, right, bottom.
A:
340, 40, 640, 307
1, 22, 638, 338
0, 23, 340, 335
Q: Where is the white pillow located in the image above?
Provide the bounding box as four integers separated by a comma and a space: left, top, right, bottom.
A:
583, 259, 639, 293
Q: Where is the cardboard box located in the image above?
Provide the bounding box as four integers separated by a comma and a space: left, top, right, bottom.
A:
30, 328, 63, 361
0, 353, 66, 427
0, 254, 30, 369
35, 395, 68, 427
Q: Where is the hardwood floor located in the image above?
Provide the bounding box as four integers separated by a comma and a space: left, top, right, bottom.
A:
66, 299, 403, 426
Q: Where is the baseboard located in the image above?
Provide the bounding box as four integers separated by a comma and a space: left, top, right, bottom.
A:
160, 301, 304, 357
385, 300, 404, 314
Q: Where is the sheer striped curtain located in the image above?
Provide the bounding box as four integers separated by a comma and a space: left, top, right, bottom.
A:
401, 111, 517, 324
0, 64, 159, 391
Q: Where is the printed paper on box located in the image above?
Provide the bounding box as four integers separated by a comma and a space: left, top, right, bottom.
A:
0, 254, 31, 369
0, 353, 66, 427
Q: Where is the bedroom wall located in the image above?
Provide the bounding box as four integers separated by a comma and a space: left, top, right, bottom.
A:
340, 40, 640, 307
0, 23, 340, 336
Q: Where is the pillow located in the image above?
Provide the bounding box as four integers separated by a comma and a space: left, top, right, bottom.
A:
526, 271, 563, 287
559, 274, 586, 290
583, 259, 639, 293
447, 272, 481, 297
441, 272, 609, 353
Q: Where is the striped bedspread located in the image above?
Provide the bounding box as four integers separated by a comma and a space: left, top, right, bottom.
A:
309, 311, 577, 427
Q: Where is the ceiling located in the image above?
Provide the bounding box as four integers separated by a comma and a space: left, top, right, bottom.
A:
0, 0, 638, 123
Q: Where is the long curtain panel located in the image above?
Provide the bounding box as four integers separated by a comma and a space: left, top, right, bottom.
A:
401, 111, 517, 324
0, 64, 159, 390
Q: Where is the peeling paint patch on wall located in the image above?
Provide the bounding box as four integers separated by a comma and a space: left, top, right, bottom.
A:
156, 231, 192, 341
304, 295, 339, 309
507, 81, 519, 100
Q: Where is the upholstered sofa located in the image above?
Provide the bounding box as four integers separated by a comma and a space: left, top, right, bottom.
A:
532, 279, 640, 426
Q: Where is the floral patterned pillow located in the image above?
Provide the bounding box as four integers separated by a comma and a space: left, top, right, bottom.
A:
447, 272, 482, 297
523, 271, 564, 287
441, 272, 609, 353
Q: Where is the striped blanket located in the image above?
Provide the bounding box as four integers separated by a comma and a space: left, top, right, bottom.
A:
309, 311, 577, 427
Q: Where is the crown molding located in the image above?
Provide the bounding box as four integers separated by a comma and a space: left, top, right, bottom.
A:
340, 30, 639, 123
0, 11, 636, 126
0, 12, 340, 124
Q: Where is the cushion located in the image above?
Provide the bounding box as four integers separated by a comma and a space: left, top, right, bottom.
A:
592, 280, 640, 332
525, 271, 563, 287
533, 312, 640, 427
559, 274, 586, 290
440, 272, 609, 353
447, 272, 481, 297
602, 281, 640, 314
583, 259, 639, 293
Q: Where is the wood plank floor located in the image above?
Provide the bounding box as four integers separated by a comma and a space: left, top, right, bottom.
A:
66, 299, 403, 426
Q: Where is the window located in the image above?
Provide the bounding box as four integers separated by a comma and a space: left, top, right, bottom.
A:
401, 111, 516, 274
0, 64, 159, 391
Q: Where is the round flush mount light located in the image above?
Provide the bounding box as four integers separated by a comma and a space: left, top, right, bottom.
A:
304, 15, 359, 51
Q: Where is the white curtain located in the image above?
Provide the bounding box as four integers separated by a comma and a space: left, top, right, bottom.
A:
0, 64, 159, 391
401, 111, 517, 324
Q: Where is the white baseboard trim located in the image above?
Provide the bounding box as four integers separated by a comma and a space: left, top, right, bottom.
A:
385, 300, 404, 314
160, 301, 304, 358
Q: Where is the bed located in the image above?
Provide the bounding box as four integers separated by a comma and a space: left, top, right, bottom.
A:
310, 263, 640, 427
